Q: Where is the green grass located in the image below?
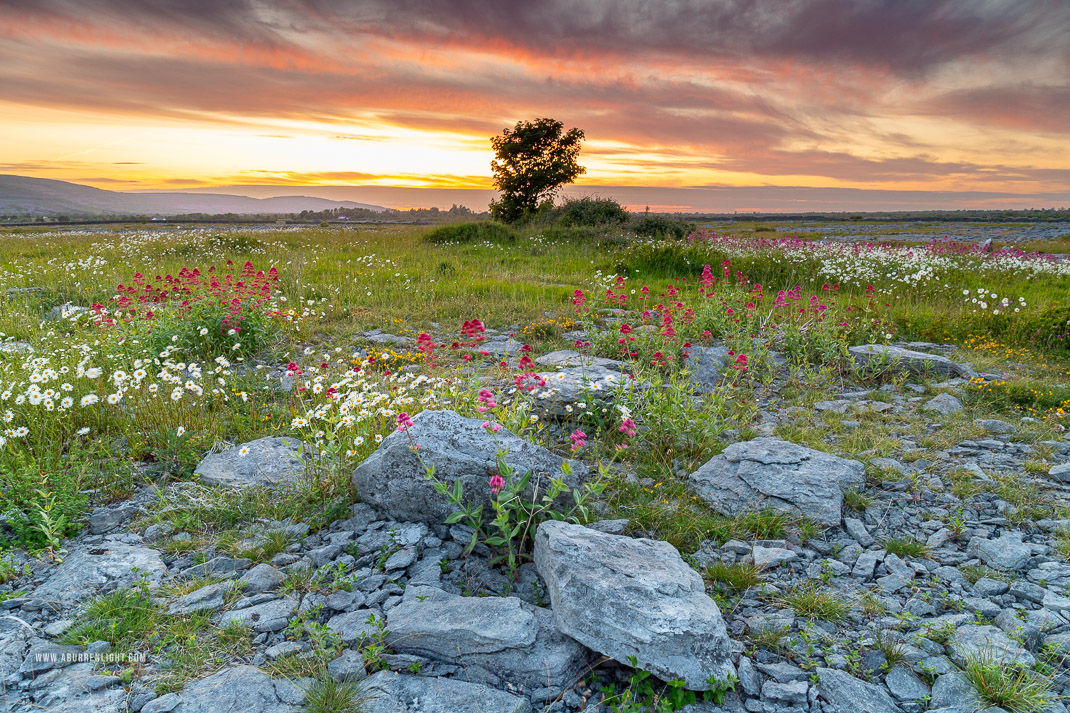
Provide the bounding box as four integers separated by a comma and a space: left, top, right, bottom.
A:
704, 561, 762, 593
61, 581, 253, 693
301, 675, 369, 713
881, 536, 931, 559
842, 489, 872, 512
961, 650, 1057, 713
778, 583, 852, 622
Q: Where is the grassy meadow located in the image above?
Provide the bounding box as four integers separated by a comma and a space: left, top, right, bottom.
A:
0, 220, 1067, 556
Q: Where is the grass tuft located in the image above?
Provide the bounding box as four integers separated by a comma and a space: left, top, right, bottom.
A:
961, 650, 1056, 713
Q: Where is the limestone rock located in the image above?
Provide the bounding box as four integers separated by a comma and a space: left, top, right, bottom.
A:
23, 538, 168, 612
167, 665, 303, 713
534, 350, 624, 371
361, 670, 531, 713
815, 667, 902, 713
682, 345, 731, 393
967, 532, 1032, 571
848, 345, 974, 378
195, 436, 304, 488
949, 624, 1036, 667
218, 597, 297, 633
922, 393, 964, 416
534, 521, 733, 690
532, 366, 641, 417
353, 410, 587, 525
386, 585, 592, 694
689, 438, 865, 527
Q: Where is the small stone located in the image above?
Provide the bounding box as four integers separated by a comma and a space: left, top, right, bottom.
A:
923, 393, 964, 416
762, 679, 808, 705
328, 649, 366, 681
751, 546, 796, 569
238, 563, 286, 594
844, 518, 875, 547
218, 596, 297, 633
973, 578, 1009, 597
884, 666, 930, 701
1049, 463, 1070, 482
168, 582, 232, 615
141, 692, 182, 713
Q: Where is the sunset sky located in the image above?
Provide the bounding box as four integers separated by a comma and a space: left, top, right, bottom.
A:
1, 0, 1068, 211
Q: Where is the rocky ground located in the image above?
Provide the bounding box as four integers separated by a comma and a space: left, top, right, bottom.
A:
1, 340, 1069, 713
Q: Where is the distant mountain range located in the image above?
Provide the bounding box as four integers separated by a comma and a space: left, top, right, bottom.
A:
0, 175, 386, 217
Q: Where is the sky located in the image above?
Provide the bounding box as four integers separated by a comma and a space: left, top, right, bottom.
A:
1, 0, 1068, 211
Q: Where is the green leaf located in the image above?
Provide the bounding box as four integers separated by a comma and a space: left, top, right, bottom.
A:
444, 511, 465, 524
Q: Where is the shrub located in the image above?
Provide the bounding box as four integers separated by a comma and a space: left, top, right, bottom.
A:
556, 196, 630, 227
631, 213, 695, 240
423, 221, 517, 244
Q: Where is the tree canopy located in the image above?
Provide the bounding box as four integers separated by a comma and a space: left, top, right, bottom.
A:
489, 117, 585, 223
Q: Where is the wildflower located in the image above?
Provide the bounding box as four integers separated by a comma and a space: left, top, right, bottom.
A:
77, 427, 90, 436
170, 387, 184, 401
569, 429, 587, 451
176, 426, 186, 436
239, 446, 250, 456
396, 412, 415, 432
85, 367, 102, 379
374, 434, 384, 443
80, 394, 99, 406
489, 473, 505, 495
618, 418, 637, 437
477, 388, 497, 412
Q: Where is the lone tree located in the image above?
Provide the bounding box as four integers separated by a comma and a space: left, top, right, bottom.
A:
489, 117, 585, 223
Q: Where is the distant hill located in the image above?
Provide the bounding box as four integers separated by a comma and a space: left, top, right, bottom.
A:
0, 175, 386, 217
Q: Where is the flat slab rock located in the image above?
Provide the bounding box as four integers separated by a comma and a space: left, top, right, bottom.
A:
849, 344, 974, 378
534, 349, 624, 371
816, 667, 902, 712
194, 436, 304, 488
22, 537, 168, 612
160, 665, 303, 713
689, 438, 865, 527
534, 521, 733, 690
361, 670, 531, 713
387, 585, 592, 694
353, 409, 587, 525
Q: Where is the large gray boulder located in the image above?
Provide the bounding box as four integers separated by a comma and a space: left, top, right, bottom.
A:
194, 436, 304, 488
352, 410, 587, 525
849, 344, 974, 378
534, 521, 734, 690
816, 667, 901, 712
689, 438, 865, 527
164, 665, 303, 713
22, 536, 168, 612
387, 585, 592, 694
361, 670, 531, 713
682, 345, 731, 392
